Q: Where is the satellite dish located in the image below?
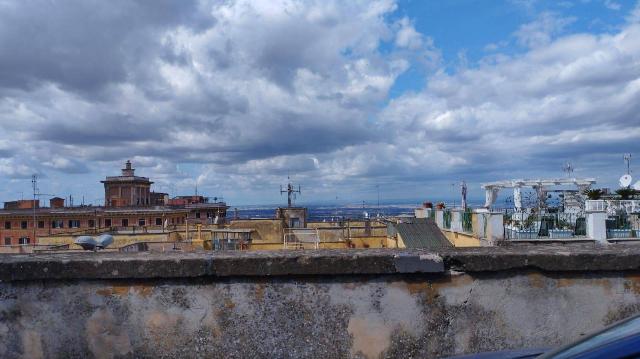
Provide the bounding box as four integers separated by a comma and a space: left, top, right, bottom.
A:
620, 174, 633, 188
633, 181, 640, 191
74, 236, 97, 250
96, 234, 114, 249
74, 234, 113, 251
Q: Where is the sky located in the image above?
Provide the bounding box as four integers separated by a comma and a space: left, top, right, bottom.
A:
0, 0, 639, 206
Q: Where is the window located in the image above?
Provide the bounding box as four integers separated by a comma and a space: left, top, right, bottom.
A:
138, 218, 145, 226
4, 221, 11, 229
19, 237, 30, 245
38, 221, 44, 229
4, 237, 11, 245
21, 221, 28, 229
105, 219, 112, 227
68, 220, 80, 228
155, 218, 162, 226
52, 220, 64, 228
88, 219, 95, 228
196, 211, 201, 219
122, 219, 128, 227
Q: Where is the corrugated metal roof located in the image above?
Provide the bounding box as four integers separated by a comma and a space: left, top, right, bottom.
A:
394, 218, 452, 249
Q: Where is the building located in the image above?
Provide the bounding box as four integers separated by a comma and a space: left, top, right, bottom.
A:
0, 161, 228, 246
150, 192, 169, 206
0, 206, 189, 245
4, 200, 39, 210
167, 195, 208, 206
275, 207, 307, 228
101, 160, 153, 207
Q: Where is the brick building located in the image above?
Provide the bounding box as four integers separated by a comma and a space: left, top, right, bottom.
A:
102, 160, 153, 207
0, 161, 228, 245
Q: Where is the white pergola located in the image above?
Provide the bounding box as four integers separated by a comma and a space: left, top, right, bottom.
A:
481, 178, 596, 210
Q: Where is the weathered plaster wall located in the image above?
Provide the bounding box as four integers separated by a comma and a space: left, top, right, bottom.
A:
1, 248, 640, 358
37, 233, 171, 250
228, 219, 284, 242
442, 229, 481, 247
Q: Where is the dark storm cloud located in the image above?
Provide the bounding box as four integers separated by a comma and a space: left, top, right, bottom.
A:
33, 113, 164, 145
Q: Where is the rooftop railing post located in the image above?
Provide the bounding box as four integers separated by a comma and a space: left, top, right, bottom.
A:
586, 210, 607, 243
487, 212, 504, 243
435, 209, 444, 229
451, 209, 463, 232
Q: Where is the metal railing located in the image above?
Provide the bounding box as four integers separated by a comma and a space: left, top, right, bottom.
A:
505, 212, 586, 240
462, 211, 473, 233
586, 200, 640, 215
606, 214, 639, 239
283, 228, 320, 249
443, 210, 451, 230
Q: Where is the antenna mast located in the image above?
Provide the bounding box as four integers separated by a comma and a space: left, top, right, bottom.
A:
563, 162, 574, 177
624, 154, 632, 175
280, 176, 301, 207
461, 180, 467, 210
31, 174, 38, 245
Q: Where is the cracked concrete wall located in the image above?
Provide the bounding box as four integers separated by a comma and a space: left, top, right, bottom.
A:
2, 271, 640, 358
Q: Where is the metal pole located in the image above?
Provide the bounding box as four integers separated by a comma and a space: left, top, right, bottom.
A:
32, 175, 37, 245
376, 184, 380, 215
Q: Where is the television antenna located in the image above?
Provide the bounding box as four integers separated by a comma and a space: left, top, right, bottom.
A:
280, 176, 301, 207
31, 174, 38, 245
460, 180, 467, 210
562, 162, 574, 177
624, 153, 632, 175
620, 154, 633, 188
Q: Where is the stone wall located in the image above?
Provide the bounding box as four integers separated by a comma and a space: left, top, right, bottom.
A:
1, 247, 640, 358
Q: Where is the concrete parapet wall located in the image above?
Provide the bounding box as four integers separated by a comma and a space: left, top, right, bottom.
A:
228, 219, 284, 242
442, 229, 481, 247
1, 247, 640, 358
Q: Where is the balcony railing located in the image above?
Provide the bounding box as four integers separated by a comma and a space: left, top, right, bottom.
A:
504, 212, 587, 240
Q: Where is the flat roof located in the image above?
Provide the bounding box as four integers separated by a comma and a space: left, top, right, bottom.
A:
482, 178, 596, 189
0, 206, 190, 216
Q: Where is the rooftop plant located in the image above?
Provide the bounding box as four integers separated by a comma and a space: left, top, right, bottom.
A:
582, 188, 604, 200
615, 188, 637, 200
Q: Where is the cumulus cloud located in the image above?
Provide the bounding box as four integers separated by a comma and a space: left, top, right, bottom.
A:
604, 0, 622, 11
0, 1, 405, 172
628, 1, 640, 23
375, 22, 640, 190
514, 12, 576, 48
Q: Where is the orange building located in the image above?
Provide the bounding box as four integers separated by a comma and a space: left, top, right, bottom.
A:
101, 160, 153, 207
0, 161, 228, 246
